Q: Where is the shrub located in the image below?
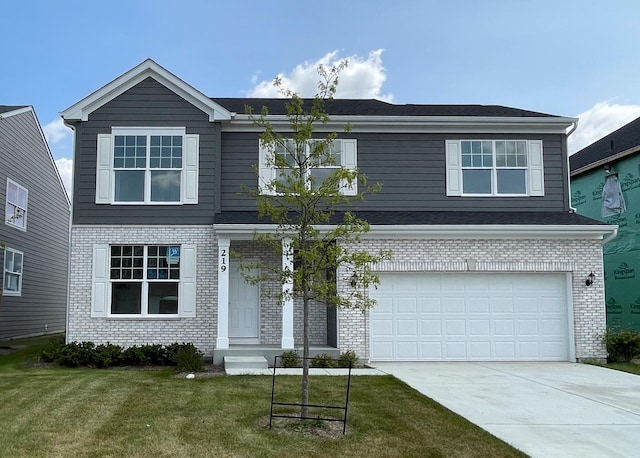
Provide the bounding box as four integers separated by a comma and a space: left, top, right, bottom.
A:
337, 350, 359, 368
168, 343, 203, 372
55, 341, 96, 367
604, 328, 640, 363
93, 343, 123, 368
310, 353, 335, 368
122, 345, 150, 366
38, 336, 66, 363
280, 350, 300, 367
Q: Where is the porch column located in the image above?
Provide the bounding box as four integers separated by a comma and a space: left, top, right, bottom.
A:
281, 237, 295, 349
216, 237, 230, 349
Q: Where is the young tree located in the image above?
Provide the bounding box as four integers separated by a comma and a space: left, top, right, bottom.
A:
243, 61, 391, 418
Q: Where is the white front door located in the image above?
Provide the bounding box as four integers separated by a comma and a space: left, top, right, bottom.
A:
229, 260, 260, 344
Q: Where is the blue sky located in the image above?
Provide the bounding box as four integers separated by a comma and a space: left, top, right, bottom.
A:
2, 0, 640, 194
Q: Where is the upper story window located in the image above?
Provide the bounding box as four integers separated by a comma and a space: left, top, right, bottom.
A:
3, 247, 23, 296
445, 139, 544, 197
5, 179, 28, 230
259, 138, 357, 196
95, 128, 199, 205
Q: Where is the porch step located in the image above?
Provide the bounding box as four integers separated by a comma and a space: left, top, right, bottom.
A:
223, 356, 269, 371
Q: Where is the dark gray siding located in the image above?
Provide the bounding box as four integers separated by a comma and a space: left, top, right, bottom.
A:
221, 132, 569, 212
72, 78, 219, 225
0, 110, 70, 339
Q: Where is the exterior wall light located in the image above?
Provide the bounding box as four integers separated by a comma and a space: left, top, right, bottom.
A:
585, 272, 595, 286
350, 273, 358, 288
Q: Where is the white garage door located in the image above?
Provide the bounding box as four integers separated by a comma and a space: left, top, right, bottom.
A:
369, 273, 570, 361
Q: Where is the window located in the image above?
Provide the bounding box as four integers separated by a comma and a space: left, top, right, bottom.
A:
109, 245, 181, 316
259, 138, 357, 196
3, 248, 23, 296
445, 139, 544, 197
95, 128, 199, 205
5, 179, 28, 230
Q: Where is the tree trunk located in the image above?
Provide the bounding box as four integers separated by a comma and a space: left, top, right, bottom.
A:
301, 291, 310, 418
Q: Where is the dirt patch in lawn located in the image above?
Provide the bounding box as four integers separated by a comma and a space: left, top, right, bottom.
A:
256, 415, 347, 438
173, 363, 226, 378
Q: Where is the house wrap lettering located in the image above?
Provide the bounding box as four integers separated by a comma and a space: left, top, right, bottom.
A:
572, 190, 586, 206
614, 262, 636, 280
621, 173, 640, 192
592, 182, 604, 201
630, 298, 640, 314
607, 298, 623, 314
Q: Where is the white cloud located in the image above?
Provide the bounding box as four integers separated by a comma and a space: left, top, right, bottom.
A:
569, 102, 640, 154
43, 118, 72, 145
55, 157, 73, 199
248, 50, 393, 102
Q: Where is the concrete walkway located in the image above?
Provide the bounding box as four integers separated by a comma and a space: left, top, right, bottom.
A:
372, 362, 640, 458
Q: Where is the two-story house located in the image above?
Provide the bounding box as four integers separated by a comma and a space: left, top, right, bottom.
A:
61, 59, 615, 363
0, 105, 70, 340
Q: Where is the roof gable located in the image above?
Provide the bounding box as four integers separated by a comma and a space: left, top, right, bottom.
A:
61, 59, 231, 122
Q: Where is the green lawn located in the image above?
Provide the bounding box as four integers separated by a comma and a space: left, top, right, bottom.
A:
0, 337, 526, 458
588, 361, 640, 376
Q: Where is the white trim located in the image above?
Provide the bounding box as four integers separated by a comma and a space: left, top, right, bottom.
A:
216, 238, 231, 349
281, 238, 295, 349
3, 247, 24, 297
214, 223, 618, 240
571, 145, 640, 177
566, 272, 577, 362
61, 59, 231, 122
225, 114, 578, 135
5, 178, 28, 231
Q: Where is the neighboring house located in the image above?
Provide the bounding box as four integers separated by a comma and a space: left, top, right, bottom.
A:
570, 116, 640, 332
0, 105, 70, 340
61, 59, 615, 363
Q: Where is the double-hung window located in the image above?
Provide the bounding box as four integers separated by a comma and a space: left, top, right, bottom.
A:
445, 139, 544, 196
5, 179, 28, 230
95, 128, 199, 205
3, 248, 23, 296
109, 245, 180, 316
259, 138, 357, 195
91, 244, 196, 318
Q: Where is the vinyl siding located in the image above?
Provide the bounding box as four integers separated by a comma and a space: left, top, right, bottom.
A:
72, 77, 219, 225
0, 109, 70, 339
221, 132, 569, 212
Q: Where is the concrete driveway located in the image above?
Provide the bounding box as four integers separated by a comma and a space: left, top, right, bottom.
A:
371, 362, 640, 457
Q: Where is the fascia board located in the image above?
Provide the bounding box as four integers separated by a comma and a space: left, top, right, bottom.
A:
224, 114, 577, 134
61, 59, 231, 122
0, 106, 33, 119
213, 223, 617, 240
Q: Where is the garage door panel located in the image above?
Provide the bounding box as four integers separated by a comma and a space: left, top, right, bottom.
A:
370, 273, 570, 361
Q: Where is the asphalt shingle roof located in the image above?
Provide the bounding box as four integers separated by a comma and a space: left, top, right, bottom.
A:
214, 211, 603, 226
212, 98, 559, 118
570, 115, 640, 173
0, 105, 28, 115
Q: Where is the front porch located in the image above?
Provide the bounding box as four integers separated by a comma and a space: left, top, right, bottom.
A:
214, 234, 339, 361
213, 345, 340, 366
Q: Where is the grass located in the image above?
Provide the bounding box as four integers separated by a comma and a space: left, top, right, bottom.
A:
0, 336, 526, 458
586, 361, 640, 376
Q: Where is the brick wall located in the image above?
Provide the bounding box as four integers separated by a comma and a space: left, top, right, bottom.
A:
337, 238, 607, 361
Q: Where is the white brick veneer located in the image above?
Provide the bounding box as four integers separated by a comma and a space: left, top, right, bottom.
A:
336, 238, 607, 361
69, 228, 328, 355
68, 226, 218, 355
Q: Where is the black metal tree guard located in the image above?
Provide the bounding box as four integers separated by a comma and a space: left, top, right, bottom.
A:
269, 355, 353, 434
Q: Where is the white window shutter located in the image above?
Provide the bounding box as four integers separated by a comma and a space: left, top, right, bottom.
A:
528, 140, 545, 196
445, 140, 462, 196
341, 139, 358, 196
96, 134, 112, 204
91, 244, 109, 317
182, 134, 199, 204
180, 245, 197, 317
258, 140, 275, 195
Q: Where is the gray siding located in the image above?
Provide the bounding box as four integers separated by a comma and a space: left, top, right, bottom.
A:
221, 132, 569, 212
72, 78, 219, 225
0, 109, 70, 339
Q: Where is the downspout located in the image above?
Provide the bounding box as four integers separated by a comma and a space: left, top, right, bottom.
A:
566, 120, 579, 212
602, 226, 618, 245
